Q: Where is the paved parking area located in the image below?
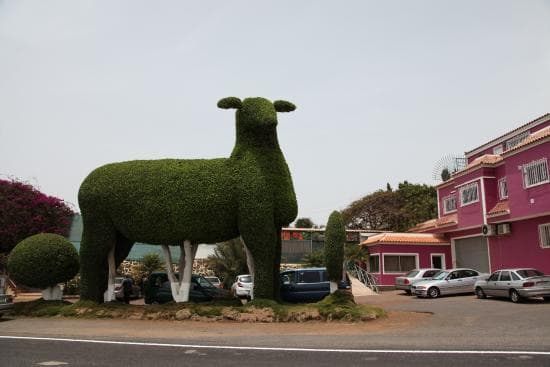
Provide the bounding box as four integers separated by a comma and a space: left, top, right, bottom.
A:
355, 290, 550, 349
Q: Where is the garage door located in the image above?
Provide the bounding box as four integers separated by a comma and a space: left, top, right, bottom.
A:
454, 236, 489, 273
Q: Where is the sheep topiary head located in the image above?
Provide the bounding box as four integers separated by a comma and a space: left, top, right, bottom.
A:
8, 233, 79, 289
218, 96, 295, 131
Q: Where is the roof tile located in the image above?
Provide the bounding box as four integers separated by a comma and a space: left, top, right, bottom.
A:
361, 233, 449, 246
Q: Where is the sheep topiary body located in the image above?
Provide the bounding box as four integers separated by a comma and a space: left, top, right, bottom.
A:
79, 97, 297, 303
8, 233, 79, 300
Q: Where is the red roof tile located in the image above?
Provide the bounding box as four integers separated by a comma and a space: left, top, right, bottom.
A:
409, 214, 457, 233
487, 201, 510, 217
361, 233, 449, 246
503, 126, 550, 155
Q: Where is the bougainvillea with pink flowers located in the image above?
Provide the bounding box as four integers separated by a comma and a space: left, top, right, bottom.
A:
0, 179, 74, 257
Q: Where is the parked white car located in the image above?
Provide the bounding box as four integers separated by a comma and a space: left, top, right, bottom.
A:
231, 274, 252, 299
474, 268, 550, 303
412, 268, 488, 298
395, 268, 441, 294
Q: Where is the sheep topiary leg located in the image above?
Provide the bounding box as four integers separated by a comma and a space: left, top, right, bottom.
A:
161, 241, 198, 302
273, 228, 283, 301
241, 226, 277, 300
79, 215, 117, 303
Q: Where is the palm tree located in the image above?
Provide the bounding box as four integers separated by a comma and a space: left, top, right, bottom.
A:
206, 238, 249, 289
139, 252, 165, 278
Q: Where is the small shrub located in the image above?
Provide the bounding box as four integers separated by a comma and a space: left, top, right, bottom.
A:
8, 233, 79, 289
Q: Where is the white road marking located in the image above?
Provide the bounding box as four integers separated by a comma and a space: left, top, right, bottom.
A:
37, 362, 68, 366
1, 335, 549, 356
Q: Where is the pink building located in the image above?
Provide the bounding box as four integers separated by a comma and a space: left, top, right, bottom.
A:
361, 233, 451, 287
411, 113, 550, 274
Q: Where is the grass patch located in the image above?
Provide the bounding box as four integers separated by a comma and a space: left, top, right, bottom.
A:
10, 293, 384, 322
314, 291, 385, 321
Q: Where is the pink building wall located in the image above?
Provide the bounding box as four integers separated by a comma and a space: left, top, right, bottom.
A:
503, 142, 550, 218
467, 119, 550, 162
488, 216, 550, 274
367, 244, 452, 287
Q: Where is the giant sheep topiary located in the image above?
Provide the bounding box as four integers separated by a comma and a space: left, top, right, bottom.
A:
78, 97, 298, 303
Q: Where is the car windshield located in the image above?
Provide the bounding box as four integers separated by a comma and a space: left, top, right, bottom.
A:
240, 275, 252, 283
196, 277, 215, 289
405, 270, 419, 277
114, 278, 123, 284
205, 277, 219, 283
516, 269, 544, 278
432, 271, 449, 280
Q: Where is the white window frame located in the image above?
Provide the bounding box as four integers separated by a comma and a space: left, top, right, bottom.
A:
498, 178, 508, 200
522, 158, 549, 189
493, 145, 504, 155
368, 254, 380, 273
442, 195, 457, 214
382, 253, 419, 274
505, 131, 529, 150
539, 223, 550, 249
459, 182, 479, 207
430, 253, 446, 270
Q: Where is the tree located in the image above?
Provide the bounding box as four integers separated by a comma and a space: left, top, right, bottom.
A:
7, 233, 79, 300
396, 181, 438, 231
341, 189, 403, 231
324, 211, 345, 293
342, 181, 437, 232
303, 249, 325, 267
0, 179, 74, 271
138, 252, 164, 279
205, 238, 249, 289
294, 217, 315, 228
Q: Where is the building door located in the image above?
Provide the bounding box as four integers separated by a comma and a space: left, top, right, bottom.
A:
454, 236, 489, 273
431, 255, 444, 269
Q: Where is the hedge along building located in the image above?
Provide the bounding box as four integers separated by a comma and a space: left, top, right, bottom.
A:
410, 113, 550, 275
78, 97, 298, 303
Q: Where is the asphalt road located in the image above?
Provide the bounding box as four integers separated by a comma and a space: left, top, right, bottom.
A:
1, 338, 549, 367
1, 291, 549, 366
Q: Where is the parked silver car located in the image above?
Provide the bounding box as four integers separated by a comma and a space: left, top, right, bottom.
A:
474, 268, 550, 303
395, 268, 441, 294
412, 268, 488, 298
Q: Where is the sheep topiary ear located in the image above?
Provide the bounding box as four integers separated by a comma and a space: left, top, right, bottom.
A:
274, 100, 296, 113
217, 97, 242, 109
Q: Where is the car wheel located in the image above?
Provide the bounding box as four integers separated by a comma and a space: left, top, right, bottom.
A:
405, 290, 412, 295
543, 296, 550, 302
510, 289, 522, 303
475, 287, 487, 299
427, 287, 440, 299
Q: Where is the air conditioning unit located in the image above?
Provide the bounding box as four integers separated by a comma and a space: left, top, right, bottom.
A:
481, 224, 497, 236
497, 223, 512, 235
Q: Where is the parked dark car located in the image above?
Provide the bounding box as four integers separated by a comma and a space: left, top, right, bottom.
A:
114, 277, 141, 300
280, 267, 348, 302
144, 272, 229, 304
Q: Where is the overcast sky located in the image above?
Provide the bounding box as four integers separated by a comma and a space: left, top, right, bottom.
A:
1, 1, 549, 226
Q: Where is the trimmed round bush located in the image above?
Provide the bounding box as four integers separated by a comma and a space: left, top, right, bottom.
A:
8, 233, 79, 289
324, 211, 345, 283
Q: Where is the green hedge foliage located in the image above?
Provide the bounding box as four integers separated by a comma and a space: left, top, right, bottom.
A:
324, 211, 345, 282
79, 97, 297, 302
8, 233, 79, 289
